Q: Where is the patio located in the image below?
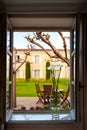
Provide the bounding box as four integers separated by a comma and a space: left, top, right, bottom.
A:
16, 97, 44, 110
15, 96, 70, 111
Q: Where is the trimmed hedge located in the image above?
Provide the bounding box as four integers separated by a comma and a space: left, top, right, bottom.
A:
16, 78, 70, 85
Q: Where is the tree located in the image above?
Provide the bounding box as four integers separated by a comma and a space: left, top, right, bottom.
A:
25, 62, 31, 80
46, 61, 50, 80
12, 47, 31, 108
25, 32, 70, 66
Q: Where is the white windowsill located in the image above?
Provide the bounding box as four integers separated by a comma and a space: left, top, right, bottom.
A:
7, 110, 75, 122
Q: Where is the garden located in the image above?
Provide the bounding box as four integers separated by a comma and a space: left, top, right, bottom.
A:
16, 78, 70, 97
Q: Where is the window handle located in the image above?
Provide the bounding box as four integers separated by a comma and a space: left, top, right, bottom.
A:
79, 82, 84, 90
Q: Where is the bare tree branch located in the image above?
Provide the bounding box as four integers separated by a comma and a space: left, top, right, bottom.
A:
25, 35, 53, 58
36, 32, 70, 66
14, 55, 27, 73
13, 47, 31, 73
25, 32, 70, 66
58, 32, 68, 60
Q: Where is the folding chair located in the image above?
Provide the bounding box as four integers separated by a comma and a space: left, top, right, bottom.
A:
43, 85, 53, 104
59, 85, 70, 107
35, 83, 44, 104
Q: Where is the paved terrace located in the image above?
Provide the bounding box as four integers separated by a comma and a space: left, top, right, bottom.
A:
15, 97, 70, 110
16, 97, 44, 110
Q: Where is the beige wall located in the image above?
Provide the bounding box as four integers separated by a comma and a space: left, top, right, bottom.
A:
15, 49, 70, 79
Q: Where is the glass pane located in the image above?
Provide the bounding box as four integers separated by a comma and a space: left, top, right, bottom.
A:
7, 29, 10, 51
6, 27, 12, 111
6, 55, 10, 110
34, 70, 40, 78
70, 28, 76, 120
35, 55, 39, 63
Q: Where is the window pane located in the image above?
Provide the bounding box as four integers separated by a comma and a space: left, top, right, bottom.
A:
6, 27, 12, 111
70, 27, 76, 120
6, 55, 10, 110
35, 55, 39, 63
7, 29, 10, 51
16, 70, 20, 78
34, 70, 40, 78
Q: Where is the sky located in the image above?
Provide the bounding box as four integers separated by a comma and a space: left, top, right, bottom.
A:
13, 32, 70, 49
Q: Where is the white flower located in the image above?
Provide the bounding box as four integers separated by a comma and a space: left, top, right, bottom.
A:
47, 65, 54, 71
47, 64, 63, 70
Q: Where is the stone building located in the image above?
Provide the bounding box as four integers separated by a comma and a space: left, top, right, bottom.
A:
15, 49, 70, 79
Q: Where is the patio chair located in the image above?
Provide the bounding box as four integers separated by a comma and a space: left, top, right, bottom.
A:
35, 83, 44, 104
43, 85, 53, 104
59, 85, 70, 107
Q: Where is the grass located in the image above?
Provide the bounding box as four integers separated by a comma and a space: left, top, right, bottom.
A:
16, 78, 70, 97
16, 82, 36, 97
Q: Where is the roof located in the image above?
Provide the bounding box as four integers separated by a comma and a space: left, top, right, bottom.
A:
16, 48, 70, 52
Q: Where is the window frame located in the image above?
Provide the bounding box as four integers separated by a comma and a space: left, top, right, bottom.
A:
6, 18, 13, 121
35, 55, 40, 63
34, 70, 40, 78
0, 13, 84, 130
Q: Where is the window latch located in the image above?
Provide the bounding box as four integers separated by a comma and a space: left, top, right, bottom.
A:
79, 82, 84, 89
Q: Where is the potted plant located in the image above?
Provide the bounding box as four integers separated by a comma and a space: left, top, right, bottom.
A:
47, 64, 63, 119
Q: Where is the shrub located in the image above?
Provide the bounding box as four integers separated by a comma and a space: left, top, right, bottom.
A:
46, 61, 50, 80
59, 78, 70, 85
28, 78, 46, 83
25, 62, 31, 80
16, 78, 70, 84
16, 78, 26, 83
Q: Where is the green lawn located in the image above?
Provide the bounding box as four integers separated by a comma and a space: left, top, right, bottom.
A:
16, 79, 69, 97
16, 82, 37, 97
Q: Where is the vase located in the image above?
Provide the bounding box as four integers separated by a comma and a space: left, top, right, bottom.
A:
51, 105, 60, 120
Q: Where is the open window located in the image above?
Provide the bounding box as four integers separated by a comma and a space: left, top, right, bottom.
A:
0, 13, 84, 130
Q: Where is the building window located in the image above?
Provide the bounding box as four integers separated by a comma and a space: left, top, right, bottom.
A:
16, 70, 20, 78
16, 55, 20, 62
35, 55, 39, 63
34, 70, 40, 78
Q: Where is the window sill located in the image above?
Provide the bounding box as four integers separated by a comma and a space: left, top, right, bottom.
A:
6, 110, 79, 130
7, 110, 75, 122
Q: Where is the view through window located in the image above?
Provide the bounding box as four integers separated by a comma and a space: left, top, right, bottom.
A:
9, 31, 76, 121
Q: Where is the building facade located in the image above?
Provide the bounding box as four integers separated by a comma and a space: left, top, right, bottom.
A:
15, 49, 70, 79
